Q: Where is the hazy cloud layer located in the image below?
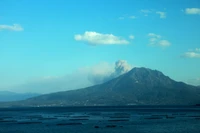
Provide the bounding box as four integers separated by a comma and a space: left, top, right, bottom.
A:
185, 8, 200, 15
148, 33, 171, 47
74, 31, 129, 45
0, 24, 23, 31
8, 60, 133, 94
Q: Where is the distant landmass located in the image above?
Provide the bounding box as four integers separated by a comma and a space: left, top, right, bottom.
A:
0, 91, 40, 102
1, 67, 200, 107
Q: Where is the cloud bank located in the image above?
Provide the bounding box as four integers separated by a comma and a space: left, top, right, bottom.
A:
0, 24, 23, 31
74, 31, 129, 45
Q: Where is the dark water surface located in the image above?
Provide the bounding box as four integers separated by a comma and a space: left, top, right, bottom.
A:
0, 106, 200, 133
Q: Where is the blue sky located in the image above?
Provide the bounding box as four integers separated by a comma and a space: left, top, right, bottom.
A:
0, 0, 200, 93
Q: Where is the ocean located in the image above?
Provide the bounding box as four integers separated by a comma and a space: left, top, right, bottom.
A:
0, 106, 200, 133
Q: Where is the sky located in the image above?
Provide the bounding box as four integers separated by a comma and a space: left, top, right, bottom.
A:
0, 0, 200, 93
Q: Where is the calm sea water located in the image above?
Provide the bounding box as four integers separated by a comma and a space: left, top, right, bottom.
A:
0, 106, 200, 133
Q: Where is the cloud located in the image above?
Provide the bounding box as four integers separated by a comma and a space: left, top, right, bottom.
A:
181, 48, 200, 58
119, 17, 125, 20
195, 48, 200, 52
129, 16, 136, 19
141, 9, 152, 14
148, 33, 171, 47
141, 9, 167, 18
156, 11, 166, 18
185, 8, 200, 15
140, 9, 152, 16
74, 31, 129, 45
182, 52, 200, 58
158, 40, 170, 46
118, 15, 136, 20
129, 35, 135, 40
0, 24, 23, 31
148, 33, 161, 38
8, 60, 133, 93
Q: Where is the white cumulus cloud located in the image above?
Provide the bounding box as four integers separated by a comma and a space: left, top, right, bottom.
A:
74, 31, 129, 45
185, 8, 200, 15
148, 33, 171, 47
156, 11, 166, 18
0, 24, 23, 31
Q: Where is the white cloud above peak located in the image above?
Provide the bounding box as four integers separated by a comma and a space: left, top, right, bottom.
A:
74, 31, 129, 45
185, 8, 200, 15
0, 24, 23, 31
156, 11, 166, 18
147, 33, 171, 47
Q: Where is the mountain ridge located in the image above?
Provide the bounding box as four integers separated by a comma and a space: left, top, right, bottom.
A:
1, 67, 200, 107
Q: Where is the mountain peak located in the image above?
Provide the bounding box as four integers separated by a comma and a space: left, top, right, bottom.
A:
129, 67, 164, 75
121, 67, 173, 88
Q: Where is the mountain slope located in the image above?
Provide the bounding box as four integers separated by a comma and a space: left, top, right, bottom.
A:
2, 67, 200, 107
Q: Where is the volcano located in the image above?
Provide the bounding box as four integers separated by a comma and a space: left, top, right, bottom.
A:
1, 67, 200, 107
